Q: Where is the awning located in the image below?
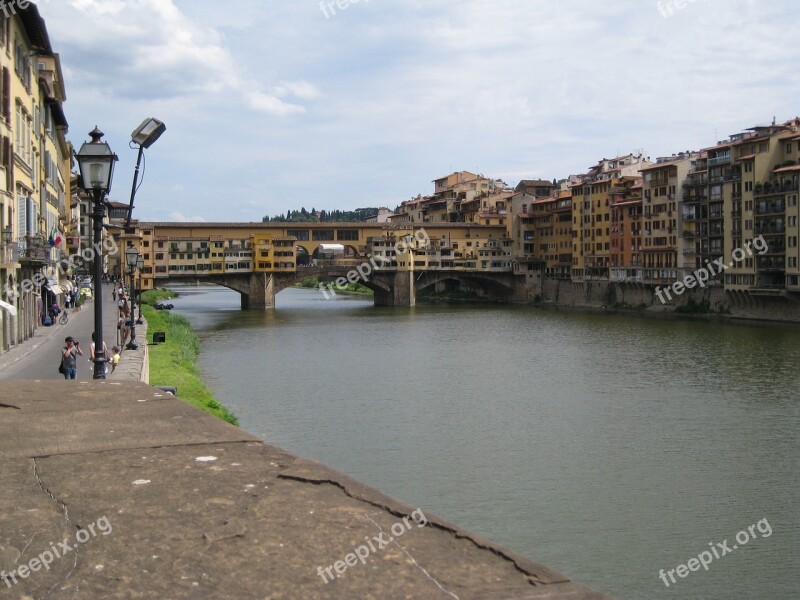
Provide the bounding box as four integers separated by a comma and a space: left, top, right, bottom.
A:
0, 299, 17, 316
48, 285, 64, 296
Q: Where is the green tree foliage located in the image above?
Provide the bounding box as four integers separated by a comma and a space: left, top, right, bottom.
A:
262, 207, 381, 223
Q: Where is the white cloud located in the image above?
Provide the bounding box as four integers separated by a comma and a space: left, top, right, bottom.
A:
168, 211, 207, 223
246, 91, 306, 116
41, 0, 800, 222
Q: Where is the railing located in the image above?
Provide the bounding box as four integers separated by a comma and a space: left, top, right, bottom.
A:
0, 244, 18, 264
755, 225, 785, 235
757, 258, 785, 271
755, 202, 786, 216
764, 244, 786, 255
18, 238, 50, 263
708, 155, 732, 166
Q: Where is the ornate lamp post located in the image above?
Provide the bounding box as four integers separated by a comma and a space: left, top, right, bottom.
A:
125, 245, 139, 350
75, 127, 118, 379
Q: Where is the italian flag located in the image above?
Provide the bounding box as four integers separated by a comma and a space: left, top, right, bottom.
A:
49, 225, 64, 248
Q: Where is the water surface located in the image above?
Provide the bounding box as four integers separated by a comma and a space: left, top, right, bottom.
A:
168, 284, 800, 599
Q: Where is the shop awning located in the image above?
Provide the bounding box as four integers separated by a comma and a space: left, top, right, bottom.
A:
0, 299, 17, 316
48, 285, 64, 296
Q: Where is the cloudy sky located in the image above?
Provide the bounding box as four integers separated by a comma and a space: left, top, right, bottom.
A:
39, 0, 799, 222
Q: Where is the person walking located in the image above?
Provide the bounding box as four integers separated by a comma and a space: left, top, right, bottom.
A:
112, 287, 117, 301
89, 332, 110, 377
61, 336, 83, 380
119, 311, 131, 348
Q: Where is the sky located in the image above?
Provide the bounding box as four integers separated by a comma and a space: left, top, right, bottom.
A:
37, 0, 800, 223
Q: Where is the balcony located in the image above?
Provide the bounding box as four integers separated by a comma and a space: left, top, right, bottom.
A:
683, 176, 708, 188
755, 202, 786, 216
757, 258, 785, 272
19, 238, 50, 265
708, 155, 732, 166
754, 224, 785, 236
0, 244, 19, 266
764, 244, 786, 256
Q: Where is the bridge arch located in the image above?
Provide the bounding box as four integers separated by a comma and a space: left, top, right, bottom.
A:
415, 272, 516, 301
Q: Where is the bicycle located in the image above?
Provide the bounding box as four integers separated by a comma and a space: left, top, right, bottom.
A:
59, 310, 69, 326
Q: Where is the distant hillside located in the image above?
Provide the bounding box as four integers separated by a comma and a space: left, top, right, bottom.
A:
262, 208, 380, 223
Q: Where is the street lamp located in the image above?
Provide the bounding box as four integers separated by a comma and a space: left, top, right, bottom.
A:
126, 118, 166, 228
1, 225, 11, 245
125, 245, 139, 350
75, 126, 118, 379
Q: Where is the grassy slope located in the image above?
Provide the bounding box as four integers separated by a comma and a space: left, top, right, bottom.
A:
141, 289, 238, 426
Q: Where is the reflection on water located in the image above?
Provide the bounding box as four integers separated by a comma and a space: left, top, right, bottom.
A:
168, 284, 800, 599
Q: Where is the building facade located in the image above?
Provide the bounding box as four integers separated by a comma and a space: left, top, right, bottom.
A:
0, 6, 71, 355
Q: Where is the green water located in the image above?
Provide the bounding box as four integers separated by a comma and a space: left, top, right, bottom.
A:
170, 285, 800, 599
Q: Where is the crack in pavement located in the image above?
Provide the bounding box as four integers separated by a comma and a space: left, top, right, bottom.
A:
278, 473, 547, 586
32, 459, 81, 599
362, 512, 460, 600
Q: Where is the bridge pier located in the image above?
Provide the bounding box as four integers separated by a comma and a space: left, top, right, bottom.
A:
373, 271, 416, 307
241, 273, 276, 309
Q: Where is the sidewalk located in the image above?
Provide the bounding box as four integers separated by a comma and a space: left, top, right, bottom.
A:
0, 283, 135, 381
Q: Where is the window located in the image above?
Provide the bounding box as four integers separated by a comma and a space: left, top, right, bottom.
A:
337, 229, 359, 241
287, 229, 309, 241
14, 37, 31, 91
312, 230, 335, 241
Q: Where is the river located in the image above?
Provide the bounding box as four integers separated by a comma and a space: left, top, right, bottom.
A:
165, 284, 799, 599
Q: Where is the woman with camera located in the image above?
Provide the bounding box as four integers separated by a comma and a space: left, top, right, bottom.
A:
62, 336, 83, 380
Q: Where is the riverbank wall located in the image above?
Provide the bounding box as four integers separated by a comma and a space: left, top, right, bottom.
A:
541, 279, 800, 323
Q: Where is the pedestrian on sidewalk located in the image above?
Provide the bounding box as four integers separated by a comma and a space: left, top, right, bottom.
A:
61, 336, 83, 380
112, 288, 117, 301
89, 332, 110, 377
119, 312, 131, 348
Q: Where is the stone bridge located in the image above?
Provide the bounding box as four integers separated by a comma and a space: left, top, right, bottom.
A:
155, 266, 539, 309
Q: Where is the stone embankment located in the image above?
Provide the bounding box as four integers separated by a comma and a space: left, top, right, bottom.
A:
0, 380, 613, 599
542, 279, 800, 323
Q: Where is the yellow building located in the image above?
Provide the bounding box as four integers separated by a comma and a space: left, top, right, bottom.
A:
724, 120, 800, 290
640, 153, 698, 285
0, 5, 71, 353
571, 155, 652, 280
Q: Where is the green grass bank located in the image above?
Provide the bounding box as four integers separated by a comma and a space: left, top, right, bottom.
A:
141, 289, 238, 426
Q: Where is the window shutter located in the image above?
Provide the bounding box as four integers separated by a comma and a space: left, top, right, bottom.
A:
17, 195, 26, 238
1, 67, 8, 121
3, 136, 11, 191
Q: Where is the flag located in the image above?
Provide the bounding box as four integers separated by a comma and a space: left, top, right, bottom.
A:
49, 225, 63, 248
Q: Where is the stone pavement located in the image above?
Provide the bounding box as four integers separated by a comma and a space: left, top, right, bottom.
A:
0, 381, 614, 599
